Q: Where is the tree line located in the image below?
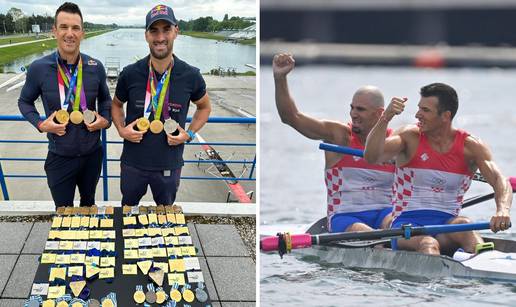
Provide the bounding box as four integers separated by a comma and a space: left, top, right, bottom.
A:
0, 7, 115, 35
1, 7, 254, 35
179, 14, 254, 32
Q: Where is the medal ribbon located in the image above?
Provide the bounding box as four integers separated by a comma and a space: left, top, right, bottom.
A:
143, 59, 172, 120
56, 52, 87, 112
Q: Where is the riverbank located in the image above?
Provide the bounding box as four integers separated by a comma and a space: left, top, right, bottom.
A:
0, 29, 114, 70
0, 34, 52, 46
182, 30, 256, 46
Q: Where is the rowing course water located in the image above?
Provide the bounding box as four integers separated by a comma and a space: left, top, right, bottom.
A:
260, 65, 516, 306
3, 28, 256, 73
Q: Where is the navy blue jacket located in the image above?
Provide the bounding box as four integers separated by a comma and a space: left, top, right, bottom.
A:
115, 54, 206, 171
18, 51, 112, 157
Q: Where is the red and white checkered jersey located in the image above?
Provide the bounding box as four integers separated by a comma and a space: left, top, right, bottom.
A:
392, 129, 473, 218
325, 125, 395, 230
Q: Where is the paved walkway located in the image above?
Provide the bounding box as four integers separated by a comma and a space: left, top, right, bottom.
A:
0, 221, 256, 306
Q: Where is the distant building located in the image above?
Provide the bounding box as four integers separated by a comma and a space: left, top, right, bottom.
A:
227, 24, 256, 41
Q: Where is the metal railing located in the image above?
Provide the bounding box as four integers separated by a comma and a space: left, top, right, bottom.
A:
0, 115, 256, 201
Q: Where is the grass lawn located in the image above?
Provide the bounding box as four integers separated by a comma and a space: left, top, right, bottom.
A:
0, 34, 52, 46
0, 30, 113, 70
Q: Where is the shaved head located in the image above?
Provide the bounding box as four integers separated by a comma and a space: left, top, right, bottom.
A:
353, 86, 384, 108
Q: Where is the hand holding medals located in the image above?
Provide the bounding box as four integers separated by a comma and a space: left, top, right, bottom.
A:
166, 124, 190, 146
119, 119, 145, 143
84, 111, 109, 132
41, 111, 67, 136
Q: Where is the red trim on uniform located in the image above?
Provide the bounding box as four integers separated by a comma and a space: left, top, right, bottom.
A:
403, 129, 472, 175
330, 123, 395, 173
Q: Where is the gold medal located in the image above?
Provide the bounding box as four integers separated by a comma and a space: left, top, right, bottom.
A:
55, 109, 69, 124
170, 289, 182, 302
101, 299, 114, 307
133, 290, 146, 304
183, 288, 195, 303
70, 110, 84, 124
156, 290, 167, 304
83, 109, 96, 124
42, 300, 55, 307
136, 117, 150, 132
150, 119, 164, 134
56, 302, 68, 307
71, 303, 83, 307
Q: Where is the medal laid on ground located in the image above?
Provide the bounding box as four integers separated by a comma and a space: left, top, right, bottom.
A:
150, 119, 164, 134
164, 118, 178, 134
83, 109, 96, 124
42, 300, 55, 307
196, 282, 209, 303
133, 285, 145, 304
70, 110, 83, 124
155, 287, 168, 304
136, 117, 150, 132
55, 110, 70, 124
87, 299, 100, 307
170, 282, 182, 302
182, 284, 195, 303
145, 284, 157, 304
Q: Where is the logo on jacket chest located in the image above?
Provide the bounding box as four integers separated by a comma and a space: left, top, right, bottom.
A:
170, 103, 182, 113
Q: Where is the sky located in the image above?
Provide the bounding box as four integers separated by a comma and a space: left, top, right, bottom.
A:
0, 0, 256, 26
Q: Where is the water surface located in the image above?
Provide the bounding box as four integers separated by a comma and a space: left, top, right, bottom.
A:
260, 65, 516, 306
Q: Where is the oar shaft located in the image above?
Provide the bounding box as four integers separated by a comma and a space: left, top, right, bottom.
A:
261, 222, 492, 253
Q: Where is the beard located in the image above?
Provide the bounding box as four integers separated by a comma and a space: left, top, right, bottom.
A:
150, 43, 172, 60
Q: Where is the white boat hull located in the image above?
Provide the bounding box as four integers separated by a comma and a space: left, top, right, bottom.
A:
263, 217, 516, 282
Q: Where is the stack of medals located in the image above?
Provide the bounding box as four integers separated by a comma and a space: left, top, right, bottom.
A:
122, 205, 209, 306
31, 206, 116, 307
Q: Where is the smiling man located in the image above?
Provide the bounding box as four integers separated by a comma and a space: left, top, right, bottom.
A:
111, 4, 211, 206
18, 2, 111, 208
273, 53, 395, 233
364, 83, 512, 255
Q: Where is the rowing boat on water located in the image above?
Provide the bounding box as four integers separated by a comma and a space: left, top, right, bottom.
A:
262, 217, 516, 282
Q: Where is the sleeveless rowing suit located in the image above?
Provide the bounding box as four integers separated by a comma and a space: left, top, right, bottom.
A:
391, 129, 473, 228
325, 125, 395, 232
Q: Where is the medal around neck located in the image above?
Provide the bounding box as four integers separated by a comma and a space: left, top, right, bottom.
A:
150, 119, 164, 134
55, 110, 70, 124
164, 119, 178, 134
70, 110, 84, 124
83, 109, 96, 124
136, 117, 150, 132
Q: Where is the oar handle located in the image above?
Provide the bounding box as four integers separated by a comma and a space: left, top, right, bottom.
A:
260, 234, 312, 253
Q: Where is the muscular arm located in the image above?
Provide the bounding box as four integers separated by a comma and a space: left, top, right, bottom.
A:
465, 136, 512, 232
111, 96, 126, 133
273, 53, 345, 143
364, 97, 407, 164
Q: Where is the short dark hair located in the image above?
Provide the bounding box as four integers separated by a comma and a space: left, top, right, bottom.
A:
54, 2, 83, 26
420, 82, 458, 119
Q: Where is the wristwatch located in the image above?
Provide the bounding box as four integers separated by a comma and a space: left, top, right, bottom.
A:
186, 130, 196, 143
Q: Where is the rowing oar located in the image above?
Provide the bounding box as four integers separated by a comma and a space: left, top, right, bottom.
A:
261, 222, 494, 258
319, 142, 516, 188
